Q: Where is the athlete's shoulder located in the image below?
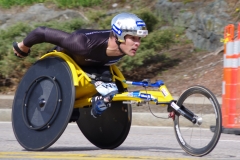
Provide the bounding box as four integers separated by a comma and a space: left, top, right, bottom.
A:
74, 29, 111, 35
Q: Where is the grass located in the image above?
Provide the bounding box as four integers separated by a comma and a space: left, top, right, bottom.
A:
0, 0, 102, 8
0, 0, 44, 8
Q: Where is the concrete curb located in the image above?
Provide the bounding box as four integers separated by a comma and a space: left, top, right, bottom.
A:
0, 95, 219, 126
0, 109, 215, 127
132, 113, 215, 127
0, 109, 12, 122
0, 95, 14, 99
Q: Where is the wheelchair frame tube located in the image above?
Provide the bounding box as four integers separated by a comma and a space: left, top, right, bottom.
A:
41, 52, 175, 109
74, 85, 174, 108
170, 101, 197, 124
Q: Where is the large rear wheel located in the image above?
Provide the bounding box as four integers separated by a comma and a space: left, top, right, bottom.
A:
12, 57, 75, 151
76, 79, 132, 149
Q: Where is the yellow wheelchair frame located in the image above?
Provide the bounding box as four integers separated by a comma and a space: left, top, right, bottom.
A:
36, 51, 222, 157
41, 51, 174, 109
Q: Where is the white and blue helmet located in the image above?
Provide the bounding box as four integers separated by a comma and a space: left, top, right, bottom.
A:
111, 12, 148, 42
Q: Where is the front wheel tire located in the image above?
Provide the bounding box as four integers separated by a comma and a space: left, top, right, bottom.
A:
174, 85, 222, 156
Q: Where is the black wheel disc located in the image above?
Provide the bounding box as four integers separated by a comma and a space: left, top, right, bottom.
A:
76, 78, 132, 149
22, 76, 61, 131
12, 57, 75, 151
77, 102, 132, 149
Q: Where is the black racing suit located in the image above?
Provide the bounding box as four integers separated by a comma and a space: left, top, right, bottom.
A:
23, 26, 127, 78
23, 27, 125, 67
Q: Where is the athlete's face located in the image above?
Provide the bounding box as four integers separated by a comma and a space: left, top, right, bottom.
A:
121, 35, 141, 56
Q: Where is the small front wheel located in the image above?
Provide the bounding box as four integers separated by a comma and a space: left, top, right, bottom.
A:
174, 85, 222, 156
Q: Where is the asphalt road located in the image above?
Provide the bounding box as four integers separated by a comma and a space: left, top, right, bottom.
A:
0, 122, 240, 160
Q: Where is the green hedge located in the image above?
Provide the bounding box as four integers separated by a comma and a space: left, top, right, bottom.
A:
0, 9, 185, 81
0, 0, 101, 8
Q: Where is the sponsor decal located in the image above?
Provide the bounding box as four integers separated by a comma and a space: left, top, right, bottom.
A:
127, 92, 156, 101
137, 30, 148, 36
128, 91, 140, 97
94, 81, 103, 87
100, 83, 117, 89
161, 88, 169, 97
136, 21, 146, 26
140, 93, 151, 100
95, 82, 118, 96
112, 24, 122, 35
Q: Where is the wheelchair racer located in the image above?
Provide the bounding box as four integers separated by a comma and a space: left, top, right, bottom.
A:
13, 12, 148, 118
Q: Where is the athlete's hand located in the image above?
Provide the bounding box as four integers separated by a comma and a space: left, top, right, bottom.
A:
12, 41, 30, 58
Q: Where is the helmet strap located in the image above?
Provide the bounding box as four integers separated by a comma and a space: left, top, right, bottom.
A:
115, 39, 126, 55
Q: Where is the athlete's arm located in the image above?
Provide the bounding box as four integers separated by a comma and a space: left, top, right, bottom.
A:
21, 26, 88, 55
23, 27, 71, 47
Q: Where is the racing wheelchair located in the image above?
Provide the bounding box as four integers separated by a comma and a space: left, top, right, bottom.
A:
12, 51, 222, 157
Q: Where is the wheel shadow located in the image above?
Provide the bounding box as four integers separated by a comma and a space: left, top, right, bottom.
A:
28, 145, 185, 155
